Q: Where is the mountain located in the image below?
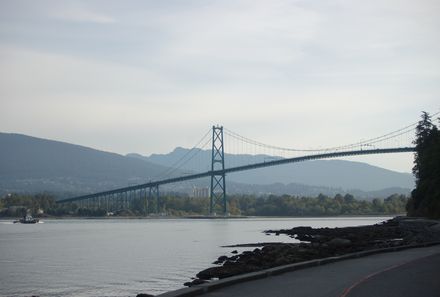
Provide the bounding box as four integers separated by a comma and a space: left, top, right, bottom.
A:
0, 133, 171, 198
0, 132, 414, 199
129, 147, 414, 193
227, 182, 411, 200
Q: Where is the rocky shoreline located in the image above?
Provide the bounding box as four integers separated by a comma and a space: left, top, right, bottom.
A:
184, 216, 440, 287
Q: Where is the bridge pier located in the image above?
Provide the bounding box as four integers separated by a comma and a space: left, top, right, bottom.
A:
149, 185, 160, 214
141, 188, 148, 215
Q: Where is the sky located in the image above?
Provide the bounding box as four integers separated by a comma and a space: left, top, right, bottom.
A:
0, 0, 439, 173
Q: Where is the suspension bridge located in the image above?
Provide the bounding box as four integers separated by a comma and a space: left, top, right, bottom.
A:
57, 121, 418, 215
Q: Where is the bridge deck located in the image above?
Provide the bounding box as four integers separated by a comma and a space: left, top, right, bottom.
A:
57, 147, 415, 203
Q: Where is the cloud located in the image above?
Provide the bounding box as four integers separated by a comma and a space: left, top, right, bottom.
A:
1, 0, 439, 173
53, 9, 115, 24
144, 1, 322, 83
0, 45, 170, 99
48, 2, 116, 24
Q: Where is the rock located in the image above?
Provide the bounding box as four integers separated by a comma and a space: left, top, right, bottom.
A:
192, 218, 440, 283
327, 238, 352, 247
184, 278, 208, 287
213, 255, 229, 264
244, 257, 262, 266
136, 294, 154, 297
196, 267, 222, 280
191, 278, 208, 286
197, 264, 257, 280
230, 255, 239, 261
223, 260, 235, 266
429, 223, 440, 232
217, 255, 228, 262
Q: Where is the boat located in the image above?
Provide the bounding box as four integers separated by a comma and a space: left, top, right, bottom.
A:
14, 215, 39, 224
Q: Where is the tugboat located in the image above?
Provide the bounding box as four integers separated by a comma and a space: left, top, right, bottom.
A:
14, 214, 39, 224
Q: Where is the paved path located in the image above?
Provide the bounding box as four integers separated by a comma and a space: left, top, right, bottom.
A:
200, 245, 440, 297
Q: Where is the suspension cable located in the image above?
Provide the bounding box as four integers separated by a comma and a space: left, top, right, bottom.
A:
153, 128, 211, 180
224, 112, 440, 154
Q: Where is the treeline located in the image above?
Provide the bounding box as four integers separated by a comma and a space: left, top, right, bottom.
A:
1, 192, 408, 217
0, 193, 58, 217
0, 193, 110, 217
406, 112, 440, 219
240, 194, 407, 216
167, 194, 408, 216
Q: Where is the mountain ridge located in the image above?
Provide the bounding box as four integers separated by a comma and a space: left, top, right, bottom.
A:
0, 132, 170, 197
0, 132, 414, 199
128, 147, 414, 192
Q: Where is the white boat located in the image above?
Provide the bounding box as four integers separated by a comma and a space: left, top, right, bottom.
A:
14, 215, 39, 224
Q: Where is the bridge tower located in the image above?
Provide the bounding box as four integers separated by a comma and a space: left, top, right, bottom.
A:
149, 185, 160, 213
210, 126, 227, 215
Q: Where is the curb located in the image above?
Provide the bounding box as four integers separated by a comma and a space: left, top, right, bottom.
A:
155, 241, 440, 297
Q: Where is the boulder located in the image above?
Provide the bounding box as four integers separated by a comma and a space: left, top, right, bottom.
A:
429, 223, 440, 232
184, 278, 208, 287
327, 238, 352, 247
217, 255, 228, 262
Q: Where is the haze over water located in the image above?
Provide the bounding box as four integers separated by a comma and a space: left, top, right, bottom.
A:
0, 217, 391, 297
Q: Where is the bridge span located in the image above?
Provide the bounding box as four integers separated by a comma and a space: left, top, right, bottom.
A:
57, 123, 416, 215
57, 146, 414, 204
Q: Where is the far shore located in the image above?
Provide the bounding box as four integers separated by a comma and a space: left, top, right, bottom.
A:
0, 214, 404, 221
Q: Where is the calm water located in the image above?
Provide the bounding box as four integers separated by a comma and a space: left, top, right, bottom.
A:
0, 217, 392, 297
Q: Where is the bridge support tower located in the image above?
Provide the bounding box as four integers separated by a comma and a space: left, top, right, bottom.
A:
149, 185, 160, 214
210, 126, 227, 215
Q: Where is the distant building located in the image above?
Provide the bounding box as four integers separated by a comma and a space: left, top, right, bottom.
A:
192, 187, 209, 198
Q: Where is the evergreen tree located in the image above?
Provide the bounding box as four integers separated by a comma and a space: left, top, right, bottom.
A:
406, 112, 440, 218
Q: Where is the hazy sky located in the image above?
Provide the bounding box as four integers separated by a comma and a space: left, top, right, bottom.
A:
1, 0, 439, 173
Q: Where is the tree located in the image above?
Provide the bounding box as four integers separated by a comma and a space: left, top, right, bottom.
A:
406, 112, 440, 218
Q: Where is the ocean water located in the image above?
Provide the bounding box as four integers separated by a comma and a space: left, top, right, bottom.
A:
0, 217, 392, 297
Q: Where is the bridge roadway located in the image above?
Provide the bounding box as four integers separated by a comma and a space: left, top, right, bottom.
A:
187, 244, 440, 297
57, 147, 415, 203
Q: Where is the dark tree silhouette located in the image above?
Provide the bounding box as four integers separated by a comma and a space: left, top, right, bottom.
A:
406, 112, 440, 218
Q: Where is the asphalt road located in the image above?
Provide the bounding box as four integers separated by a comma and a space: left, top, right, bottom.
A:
201, 245, 440, 297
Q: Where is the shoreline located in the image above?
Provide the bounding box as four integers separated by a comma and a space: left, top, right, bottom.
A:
180, 216, 440, 287
156, 242, 440, 297
0, 214, 402, 221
